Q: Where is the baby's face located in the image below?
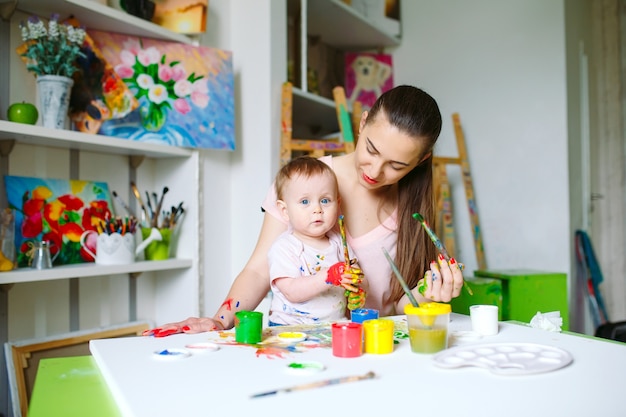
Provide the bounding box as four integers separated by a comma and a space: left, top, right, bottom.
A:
279, 172, 339, 241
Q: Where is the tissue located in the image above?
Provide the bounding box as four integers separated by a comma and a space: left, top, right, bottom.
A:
529, 311, 563, 332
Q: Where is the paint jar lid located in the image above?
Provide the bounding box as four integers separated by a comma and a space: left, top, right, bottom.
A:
185, 342, 220, 352
286, 361, 326, 375
405, 302, 451, 316
152, 348, 191, 360
277, 332, 307, 343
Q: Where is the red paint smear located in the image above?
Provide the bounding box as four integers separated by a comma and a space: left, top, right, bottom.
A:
255, 347, 288, 359
221, 298, 234, 310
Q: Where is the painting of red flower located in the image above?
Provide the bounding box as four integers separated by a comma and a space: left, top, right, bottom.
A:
5, 176, 113, 267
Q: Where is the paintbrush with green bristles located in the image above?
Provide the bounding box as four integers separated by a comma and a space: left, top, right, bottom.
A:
413, 212, 473, 296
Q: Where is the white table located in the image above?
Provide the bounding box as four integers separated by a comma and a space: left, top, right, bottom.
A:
89, 314, 625, 417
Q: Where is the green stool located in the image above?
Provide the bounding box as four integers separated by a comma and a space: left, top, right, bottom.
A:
452, 269, 569, 330
28, 356, 120, 417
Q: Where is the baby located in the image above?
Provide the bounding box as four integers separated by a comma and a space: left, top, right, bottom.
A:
267, 156, 365, 326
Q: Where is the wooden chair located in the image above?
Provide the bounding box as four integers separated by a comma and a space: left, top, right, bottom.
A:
280, 82, 362, 166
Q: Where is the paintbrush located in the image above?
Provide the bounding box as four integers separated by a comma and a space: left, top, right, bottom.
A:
250, 371, 376, 398
153, 186, 169, 228
130, 182, 149, 225
145, 191, 154, 223
337, 215, 350, 266
382, 247, 419, 307
413, 212, 473, 295
111, 191, 134, 217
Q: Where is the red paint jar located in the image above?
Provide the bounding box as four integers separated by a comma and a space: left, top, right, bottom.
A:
331, 322, 363, 358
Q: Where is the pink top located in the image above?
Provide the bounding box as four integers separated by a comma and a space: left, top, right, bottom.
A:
262, 156, 399, 316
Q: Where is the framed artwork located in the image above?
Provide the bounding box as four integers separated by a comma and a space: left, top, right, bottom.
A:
4, 175, 113, 267
153, 0, 208, 34
344, 52, 393, 109
87, 30, 235, 150
70, 26, 139, 134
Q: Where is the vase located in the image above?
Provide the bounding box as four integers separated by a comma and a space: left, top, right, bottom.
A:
36, 75, 74, 129
139, 105, 167, 132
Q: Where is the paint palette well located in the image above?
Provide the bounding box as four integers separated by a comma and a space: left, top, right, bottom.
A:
185, 342, 220, 352
153, 348, 191, 360
433, 343, 573, 375
277, 332, 307, 343
285, 361, 326, 375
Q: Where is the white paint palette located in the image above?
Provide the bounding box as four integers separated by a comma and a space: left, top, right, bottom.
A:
433, 343, 573, 375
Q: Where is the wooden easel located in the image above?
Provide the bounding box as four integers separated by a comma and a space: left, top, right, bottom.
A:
280, 82, 361, 166
433, 113, 487, 270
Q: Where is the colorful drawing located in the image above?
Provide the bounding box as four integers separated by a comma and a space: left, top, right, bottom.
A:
70, 25, 139, 134
87, 30, 235, 150
345, 52, 393, 109
4, 175, 113, 267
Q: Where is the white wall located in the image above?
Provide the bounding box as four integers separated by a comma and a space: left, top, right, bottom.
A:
199, 0, 284, 317
393, 1, 571, 279
199, 0, 574, 322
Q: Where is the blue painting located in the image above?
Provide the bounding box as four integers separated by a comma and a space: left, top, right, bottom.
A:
87, 30, 235, 150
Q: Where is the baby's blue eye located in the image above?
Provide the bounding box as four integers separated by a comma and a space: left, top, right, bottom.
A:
321, 198, 330, 205
300, 199, 309, 205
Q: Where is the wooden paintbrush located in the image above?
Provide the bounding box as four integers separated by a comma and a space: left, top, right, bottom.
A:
250, 371, 376, 398
413, 212, 473, 295
382, 247, 419, 307
153, 186, 169, 228
130, 182, 149, 225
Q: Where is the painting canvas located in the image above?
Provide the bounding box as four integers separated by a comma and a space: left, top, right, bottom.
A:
344, 52, 393, 110
152, 0, 208, 34
4, 176, 113, 267
70, 26, 140, 134
87, 30, 235, 150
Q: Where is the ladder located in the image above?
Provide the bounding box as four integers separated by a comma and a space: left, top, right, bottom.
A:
433, 113, 487, 270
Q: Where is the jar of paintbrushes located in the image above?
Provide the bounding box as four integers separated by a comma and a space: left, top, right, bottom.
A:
130, 182, 184, 261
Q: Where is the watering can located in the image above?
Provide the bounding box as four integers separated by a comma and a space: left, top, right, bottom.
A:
79, 227, 163, 265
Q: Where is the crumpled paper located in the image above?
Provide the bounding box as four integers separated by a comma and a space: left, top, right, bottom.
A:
529, 311, 563, 332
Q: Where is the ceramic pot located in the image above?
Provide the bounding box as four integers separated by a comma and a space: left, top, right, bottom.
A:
36, 75, 74, 129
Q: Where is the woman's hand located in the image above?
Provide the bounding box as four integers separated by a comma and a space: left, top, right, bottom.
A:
143, 317, 225, 337
414, 255, 464, 303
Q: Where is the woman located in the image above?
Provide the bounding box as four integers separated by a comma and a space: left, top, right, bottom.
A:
145, 85, 464, 336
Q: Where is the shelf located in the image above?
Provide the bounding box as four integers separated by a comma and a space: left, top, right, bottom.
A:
0, 120, 194, 158
306, 0, 400, 50
292, 88, 340, 137
0, 258, 193, 285
9, 0, 193, 44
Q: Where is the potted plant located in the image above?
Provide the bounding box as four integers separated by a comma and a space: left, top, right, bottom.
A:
18, 14, 87, 129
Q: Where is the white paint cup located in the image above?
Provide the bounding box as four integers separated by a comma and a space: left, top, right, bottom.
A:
470, 305, 499, 336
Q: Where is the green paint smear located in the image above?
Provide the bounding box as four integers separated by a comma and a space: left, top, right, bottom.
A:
288, 362, 323, 369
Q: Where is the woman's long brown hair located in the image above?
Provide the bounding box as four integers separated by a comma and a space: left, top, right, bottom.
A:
365, 85, 442, 307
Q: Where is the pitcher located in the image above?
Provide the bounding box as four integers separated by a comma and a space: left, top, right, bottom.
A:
30, 240, 59, 269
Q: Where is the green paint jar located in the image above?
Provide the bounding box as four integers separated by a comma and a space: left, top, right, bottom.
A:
235, 311, 263, 344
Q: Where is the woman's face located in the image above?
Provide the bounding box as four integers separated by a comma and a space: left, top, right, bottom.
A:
354, 111, 429, 190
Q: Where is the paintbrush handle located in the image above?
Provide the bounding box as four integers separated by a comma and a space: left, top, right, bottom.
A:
338, 215, 350, 265
251, 371, 375, 398
382, 248, 419, 307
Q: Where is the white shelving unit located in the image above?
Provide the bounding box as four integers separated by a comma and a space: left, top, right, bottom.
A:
289, 0, 400, 135
0, 2, 203, 415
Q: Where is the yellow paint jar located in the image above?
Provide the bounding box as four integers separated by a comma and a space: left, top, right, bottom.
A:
405, 303, 451, 354
363, 319, 394, 354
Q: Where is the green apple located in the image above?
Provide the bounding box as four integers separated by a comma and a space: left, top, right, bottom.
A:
7, 102, 39, 125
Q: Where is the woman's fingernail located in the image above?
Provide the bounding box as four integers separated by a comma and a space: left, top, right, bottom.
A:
182, 325, 190, 331
450, 258, 457, 265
